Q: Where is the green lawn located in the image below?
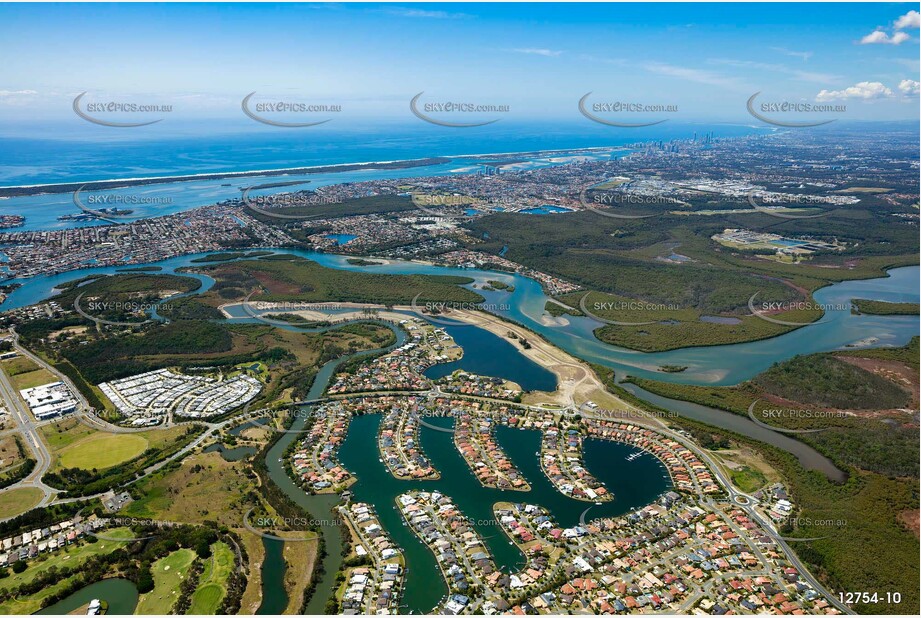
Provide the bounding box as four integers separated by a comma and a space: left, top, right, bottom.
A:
0, 487, 43, 519
56, 433, 149, 471
189, 542, 235, 614
730, 466, 768, 493
135, 548, 197, 615
0, 575, 82, 614
0, 528, 135, 593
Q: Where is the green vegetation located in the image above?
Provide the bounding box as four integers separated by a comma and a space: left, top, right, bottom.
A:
0, 487, 43, 519
729, 466, 767, 492
190, 250, 273, 263
136, 548, 197, 614
346, 258, 383, 266
156, 296, 225, 320
595, 364, 919, 615
198, 255, 480, 306
44, 424, 205, 497
837, 336, 919, 370
255, 194, 418, 224
57, 433, 149, 470
485, 280, 514, 292
752, 354, 910, 410
851, 298, 920, 315
462, 205, 917, 350
543, 301, 582, 318
189, 541, 235, 614
50, 273, 202, 324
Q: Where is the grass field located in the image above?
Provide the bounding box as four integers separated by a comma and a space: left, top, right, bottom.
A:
0, 436, 25, 475
0, 487, 43, 519
56, 433, 149, 471
42, 418, 189, 473
189, 541, 235, 614
0, 356, 41, 376
125, 451, 264, 527
0, 527, 135, 593
135, 548, 197, 615
729, 466, 768, 493
9, 368, 58, 391
237, 531, 266, 614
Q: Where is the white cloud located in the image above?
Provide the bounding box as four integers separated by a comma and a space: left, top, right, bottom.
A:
382, 7, 469, 19
509, 48, 562, 57
860, 29, 910, 45
710, 58, 837, 83
642, 61, 745, 90
0, 89, 38, 97
860, 11, 918, 44
898, 79, 920, 95
894, 10, 921, 30
815, 81, 894, 101
770, 47, 813, 62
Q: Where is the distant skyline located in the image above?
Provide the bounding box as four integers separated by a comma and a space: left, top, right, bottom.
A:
1, 2, 919, 132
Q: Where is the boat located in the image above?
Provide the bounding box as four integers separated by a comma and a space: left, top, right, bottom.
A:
87, 599, 102, 615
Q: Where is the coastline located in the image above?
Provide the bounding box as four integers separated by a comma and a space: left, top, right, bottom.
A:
0, 145, 628, 197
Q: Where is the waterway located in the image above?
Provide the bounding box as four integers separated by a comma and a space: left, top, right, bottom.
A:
256, 536, 288, 614
337, 414, 671, 612
4, 249, 914, 478
36, 578, 139, 615
262, 322, 409, 614
4, 248, 915, 388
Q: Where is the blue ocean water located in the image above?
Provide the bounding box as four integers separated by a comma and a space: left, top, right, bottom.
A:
0, 121, 766, 186
0, 122, 768, 232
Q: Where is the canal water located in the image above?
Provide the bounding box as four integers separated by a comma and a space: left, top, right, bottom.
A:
36, 578, 139, 615
337, 414, 671, 613
423, 322, 557, 392
262, 323, 409, 615
256, 537, 288, 615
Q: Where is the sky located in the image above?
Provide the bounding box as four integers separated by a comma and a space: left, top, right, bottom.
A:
0, 2, 919, 131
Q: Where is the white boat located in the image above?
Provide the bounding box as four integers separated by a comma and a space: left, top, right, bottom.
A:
87, 599, 102, 615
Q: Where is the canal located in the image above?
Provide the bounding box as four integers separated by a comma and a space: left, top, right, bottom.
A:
337, 414, 672, 613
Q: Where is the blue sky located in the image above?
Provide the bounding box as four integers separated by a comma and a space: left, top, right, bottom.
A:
1, 2, 918, 127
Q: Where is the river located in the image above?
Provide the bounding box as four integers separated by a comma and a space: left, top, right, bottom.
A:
3, 249, 916, 387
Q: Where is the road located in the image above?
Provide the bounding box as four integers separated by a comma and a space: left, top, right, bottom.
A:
0, 340, 58, 506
